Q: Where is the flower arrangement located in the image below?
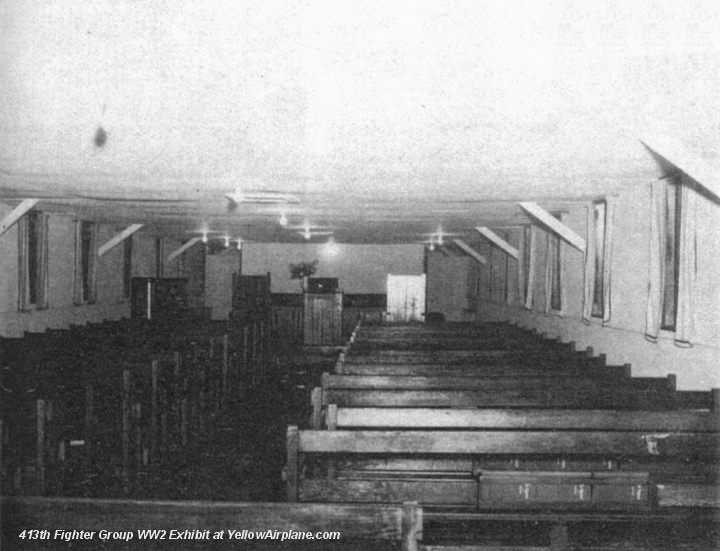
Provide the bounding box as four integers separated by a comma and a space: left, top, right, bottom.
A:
289, 260, 318, 292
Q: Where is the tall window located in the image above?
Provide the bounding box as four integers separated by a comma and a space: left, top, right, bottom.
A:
500, 230, 510, 303
522, 225, 531, 302
661, 181, 682, 330
74, 220, 97, 304
547, 213, 563, 312
27, 211, 40, 304
487, 246, 495, 299
123, 235, 133, 298
18, 210, 49, 310
155, 237, 164, 277
591, 201, 607, 318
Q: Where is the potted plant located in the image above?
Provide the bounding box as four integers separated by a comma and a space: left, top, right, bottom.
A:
289, 260, 318, 293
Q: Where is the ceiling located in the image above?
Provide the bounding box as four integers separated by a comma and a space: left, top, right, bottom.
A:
2, 0, 719, 244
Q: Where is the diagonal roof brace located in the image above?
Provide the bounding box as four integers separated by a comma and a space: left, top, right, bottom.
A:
167, 237, 202, 262
453, 238, 487, 265
518, 202, 586, 253
475, 226, 519, 259
98, 224, 144, 256
0, 198, 39, 237
641, 134, 720, 201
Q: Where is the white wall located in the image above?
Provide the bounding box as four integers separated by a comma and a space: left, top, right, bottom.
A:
242, 243, 424, 294
426, 251, 476, 321
473, 183, 720, 390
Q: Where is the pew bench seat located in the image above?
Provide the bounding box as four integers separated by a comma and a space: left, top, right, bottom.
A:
287, 427, 720, 510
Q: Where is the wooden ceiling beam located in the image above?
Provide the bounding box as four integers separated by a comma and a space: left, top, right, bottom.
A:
167, 237, 202, 262
0, 198, 39, 237
475, 226, 519, 259
98, 224, 144, 256
453, 239, 487, 265
518, 202, 586, 253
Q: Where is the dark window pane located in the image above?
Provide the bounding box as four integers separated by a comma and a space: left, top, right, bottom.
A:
81, 221, 93, 301
155, 238, 163, 277
502, 235, 509, 302
550, 233, 562, 311
661, 183, 681, 330
591, 201, 606, 317
27, 211, 39, 304
123, 236, 133, 298
523, 225, 531, 301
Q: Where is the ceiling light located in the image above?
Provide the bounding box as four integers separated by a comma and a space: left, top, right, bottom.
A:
279, 212, 288, 226
224, 235, 230, 248
201, 232, 208, 244
436, 225, 444, 246
236, 238, 243, 250
225, 188, 301, 205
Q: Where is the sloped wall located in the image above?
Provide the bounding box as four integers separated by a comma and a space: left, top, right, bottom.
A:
0, 203, 191, 336
473, 183, 720, 390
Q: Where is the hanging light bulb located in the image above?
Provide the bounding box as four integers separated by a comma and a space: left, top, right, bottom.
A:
279, 212, 288, 227
224, 235, 230, 248
303, 221, 311, 240
436, 225, 444, 246
236, 238, 243, 250
201, 232, 208, 244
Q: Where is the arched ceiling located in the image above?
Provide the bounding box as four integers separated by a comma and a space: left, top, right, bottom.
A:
1, 0, 719, 243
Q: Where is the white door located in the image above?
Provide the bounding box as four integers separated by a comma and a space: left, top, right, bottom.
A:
386, 274, 426, 322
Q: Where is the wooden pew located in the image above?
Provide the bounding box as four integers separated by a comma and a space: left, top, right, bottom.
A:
321, 373, 671, 392
324, 407, 720, 498
0, 316, 256, 497
1, 496, 423, 551
343, 349, 599, 366
314, 387, 696, 417
286, 426, 720, 510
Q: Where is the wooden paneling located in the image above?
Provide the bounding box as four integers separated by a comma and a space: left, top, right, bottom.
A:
322, 389, 682, 410
298, 429, 718, 457
304, 292, 343, 346
334, 407, 720, 432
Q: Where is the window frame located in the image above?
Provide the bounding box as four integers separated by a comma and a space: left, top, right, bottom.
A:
522, 224, 532, 303
590, 200, 607, 319
74, 220, 97, 305
123, 234, 133, 299
660, 180, 682, 331
18, 210, 48, 311
547, 213, 564, 314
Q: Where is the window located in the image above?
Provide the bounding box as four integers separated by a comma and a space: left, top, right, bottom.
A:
661, 181, 682, 330
155, 237, 164, 277
74, 220, 97, 304
487, 246, 495, 299
549, 233, 562, 311
591, 201, 607, 318
547, 213, 563, 313
123, 235, 133, 298
18, 210, 49, 310
522, 225, 531, 302
27, 211, 40, 304
500, 230, 510, 303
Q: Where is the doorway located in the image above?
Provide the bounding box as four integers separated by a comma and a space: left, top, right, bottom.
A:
386, 274, 426, 322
